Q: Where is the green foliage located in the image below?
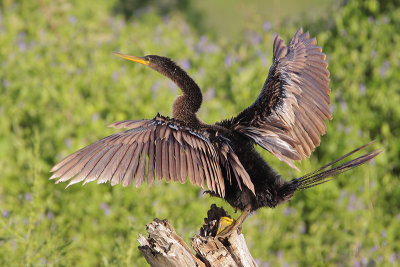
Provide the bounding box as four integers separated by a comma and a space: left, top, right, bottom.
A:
0, 0, 398, 266
112, 0, 203, 31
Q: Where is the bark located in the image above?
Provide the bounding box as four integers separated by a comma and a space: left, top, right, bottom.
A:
138, 204, 258, 267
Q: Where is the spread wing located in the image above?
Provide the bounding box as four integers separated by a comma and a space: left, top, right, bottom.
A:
223, 28, 331, 169
50, 115, 254, 197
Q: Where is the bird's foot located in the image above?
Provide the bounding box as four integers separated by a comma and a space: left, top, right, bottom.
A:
215, 207, 250, 238
216, 216, 241, 238
216, 216, 234, 235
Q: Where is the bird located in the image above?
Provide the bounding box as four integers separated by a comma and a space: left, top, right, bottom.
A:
50, 28, 381, 237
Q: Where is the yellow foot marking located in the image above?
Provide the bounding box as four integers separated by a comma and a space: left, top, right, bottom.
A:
216, 217, 234, 235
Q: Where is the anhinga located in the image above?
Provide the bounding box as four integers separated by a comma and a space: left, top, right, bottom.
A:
50, 28, 381, 237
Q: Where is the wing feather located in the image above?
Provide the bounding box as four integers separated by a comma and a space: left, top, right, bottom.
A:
190, 147, 202, 187
122, 142, 140, 187
51, 142, 107, 180
155, 136, 163, 181
135, 141, 148, 187
100, 144, 126, 183
185, 142, 195, 185
162, 139, 170, 182
179, 143, 187, 183
110, 144, 131, 186
223, 27, 331, 168
147, 128, 155, 185
51, 115, 253, 197
111, 144, 136, 185
72, 146, 111, 184
168, 136, 177, 182
92, 145, 122, 183
198, 143, 213, 192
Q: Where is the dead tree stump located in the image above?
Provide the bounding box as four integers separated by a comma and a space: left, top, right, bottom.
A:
138, 204, 258, 267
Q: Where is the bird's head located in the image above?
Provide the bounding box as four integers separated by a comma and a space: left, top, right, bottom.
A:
114, 52, 203, 118
113, 52, 178, 76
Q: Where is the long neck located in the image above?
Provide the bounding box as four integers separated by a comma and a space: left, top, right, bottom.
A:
162, 65, 203, 124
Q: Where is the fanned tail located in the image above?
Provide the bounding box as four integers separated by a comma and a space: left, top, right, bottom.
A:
279, 142, 382, 198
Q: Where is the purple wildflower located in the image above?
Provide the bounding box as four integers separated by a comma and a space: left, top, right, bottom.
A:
263, 21, 272, 32
64, 138, 72, 148
151, 80, 161, 94
100, 202, 111, 216
330, 103, 336, 113
337, 123, 344, 132
390, 253, 397, 263
276, 250, 283, 259
91, 113, 99, 122
347, 193, 357, 211
46, 211, 54, 220
195, 36, 208, 53
178, 59, 191, 70
381, 230, 387, 238
340, 100, 348, 112
359, 84, 366, 95
382, 16, 389, 24
283, 207, 292, 216
259, 53, 268, 66
25, 193, 33, 202
299, 223, 306, 234
204, 88, 215, 101
19, 41, 27, 52
68, 16, 77, 25
3, 79, 9, 88
112, 71, 121, 81
361, 258, 368, 265
368, 16, 375, 23
379, 61, 390, 77
247, 31, 262, 45
195, 36, 218, 53
377, 256, 383, 263
224, 55, 234, 67
2, 210, 9, 218
169, 81, 178, 94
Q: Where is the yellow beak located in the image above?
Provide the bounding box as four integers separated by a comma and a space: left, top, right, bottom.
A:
113, 52, 150, 65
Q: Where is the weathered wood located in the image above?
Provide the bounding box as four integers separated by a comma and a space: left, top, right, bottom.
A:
138, 218, 205, 267
138, 204, 257, 267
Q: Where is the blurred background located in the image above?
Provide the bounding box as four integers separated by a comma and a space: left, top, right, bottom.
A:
0, 0, 399, 266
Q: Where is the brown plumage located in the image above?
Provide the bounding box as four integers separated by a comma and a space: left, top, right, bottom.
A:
50, 28, 381, 236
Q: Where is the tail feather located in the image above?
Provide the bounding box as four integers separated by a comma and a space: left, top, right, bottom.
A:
279, 142, 382, 197
314, 140, 376, 172
296, 149, 382, 190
